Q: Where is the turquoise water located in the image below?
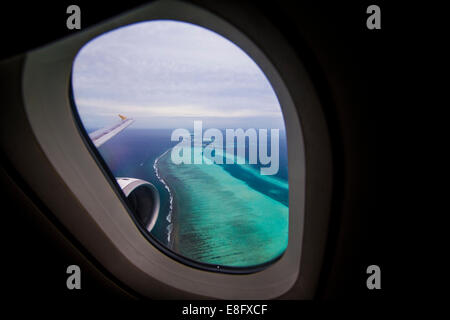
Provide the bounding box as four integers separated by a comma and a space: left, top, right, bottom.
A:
157, 146, 289, 267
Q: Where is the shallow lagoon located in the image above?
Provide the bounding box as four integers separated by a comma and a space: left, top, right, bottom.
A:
157, 146, 288, 267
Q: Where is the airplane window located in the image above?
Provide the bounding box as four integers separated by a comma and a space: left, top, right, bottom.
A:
71, 20, 289, 270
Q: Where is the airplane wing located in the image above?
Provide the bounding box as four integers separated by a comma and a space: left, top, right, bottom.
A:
88, 114, 134, 147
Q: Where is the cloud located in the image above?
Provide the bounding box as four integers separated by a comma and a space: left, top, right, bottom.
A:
72, 20, 285, 129
75, 98, 282, 118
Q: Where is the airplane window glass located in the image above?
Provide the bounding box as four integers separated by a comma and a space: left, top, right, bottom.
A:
71, 20, 289, 269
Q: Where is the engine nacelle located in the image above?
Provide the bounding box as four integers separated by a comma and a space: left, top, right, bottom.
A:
116, 178, 160, 232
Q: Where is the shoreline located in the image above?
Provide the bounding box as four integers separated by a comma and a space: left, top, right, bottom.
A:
153, 148, 175, 248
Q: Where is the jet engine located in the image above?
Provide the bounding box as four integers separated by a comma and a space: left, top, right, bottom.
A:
116, 178, 160, 232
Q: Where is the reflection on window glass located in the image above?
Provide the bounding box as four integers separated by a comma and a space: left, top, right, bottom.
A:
72, 20, 288, 268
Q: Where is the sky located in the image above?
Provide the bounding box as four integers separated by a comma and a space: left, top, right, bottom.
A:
72, 20, 286, 130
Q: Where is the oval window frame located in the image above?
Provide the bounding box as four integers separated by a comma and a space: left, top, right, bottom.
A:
21, 0, 332, 299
